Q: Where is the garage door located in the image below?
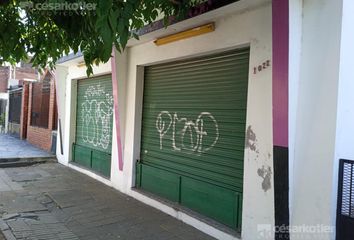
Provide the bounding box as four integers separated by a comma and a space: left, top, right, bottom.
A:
136, 48, 250, 230
73, 75, 114, 177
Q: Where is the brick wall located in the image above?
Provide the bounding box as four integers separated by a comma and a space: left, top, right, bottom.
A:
26, 74, 57, 152
0, 67, 9, 93
15, 67, 37, 82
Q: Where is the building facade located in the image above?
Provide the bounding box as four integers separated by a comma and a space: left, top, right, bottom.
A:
0, 65, 38, 136
1, 65, 58, 153
54, 0, 354, 240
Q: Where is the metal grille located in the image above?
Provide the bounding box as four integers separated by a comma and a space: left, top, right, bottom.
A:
138, 48, 250, 230
31, 77, 50, 128
340, 160, 354, 217
0, 99, 6, 126
337, 159, 354, 240
73, 75, 113, 177
52, 91, 58, 131
9, 90, 22, 124
0, 99, 6, 115
75, 75, 114, 154
141, 48, 249, 192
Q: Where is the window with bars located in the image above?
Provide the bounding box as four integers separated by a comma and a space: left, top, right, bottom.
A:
31, 77, 50, 128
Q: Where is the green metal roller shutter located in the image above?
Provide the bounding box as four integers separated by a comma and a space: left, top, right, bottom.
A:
73, 75, 113, 177
137, 48, 250, 230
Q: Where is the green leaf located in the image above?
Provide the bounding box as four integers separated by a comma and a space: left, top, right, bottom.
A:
0, 0, 192, 76
118, 19, 124, 33
108, 9, 118, 31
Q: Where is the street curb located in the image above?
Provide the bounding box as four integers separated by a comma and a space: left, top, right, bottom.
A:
0, 157, 57, 168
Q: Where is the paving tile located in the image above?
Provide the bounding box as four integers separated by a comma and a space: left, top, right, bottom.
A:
1, 229, 16, 240
2, 213, 20, 221
0, 163, 216, 240
0, 195, 47, 214
0, 134, 53, 159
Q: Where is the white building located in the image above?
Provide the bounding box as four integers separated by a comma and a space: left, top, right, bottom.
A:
55, 0, 354, 239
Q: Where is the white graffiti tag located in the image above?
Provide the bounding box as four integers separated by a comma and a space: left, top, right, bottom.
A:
156, 111, 173, 150
156, 111, 219, 154
81, 84, 113, 149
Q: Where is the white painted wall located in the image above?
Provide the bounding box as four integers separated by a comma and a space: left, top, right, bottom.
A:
332, 0, 354, 239
0, 93, 8, 133
0, 93, 8, 100
288, 0, 303, 225
290, 0, 343, 240
110, 2, 274, 240
55, 65, 68, 163
4, 66, 12, 133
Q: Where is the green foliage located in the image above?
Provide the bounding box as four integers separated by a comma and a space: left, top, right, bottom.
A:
0, 0, 205, 75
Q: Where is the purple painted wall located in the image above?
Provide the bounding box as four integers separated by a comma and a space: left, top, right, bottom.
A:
272, 0, 289, 147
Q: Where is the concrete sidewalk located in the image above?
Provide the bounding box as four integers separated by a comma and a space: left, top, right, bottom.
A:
0, 163, 214, 240
0, 134, 55, 168
0, 134, 53, 159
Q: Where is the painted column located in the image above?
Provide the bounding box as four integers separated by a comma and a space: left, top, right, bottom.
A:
333, 1, 354, 239
111, 49, 124, 171
54, 65, 68, 160
20, 83, 29, 139
272, 0, 289, 239
290, 0, 342, 239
